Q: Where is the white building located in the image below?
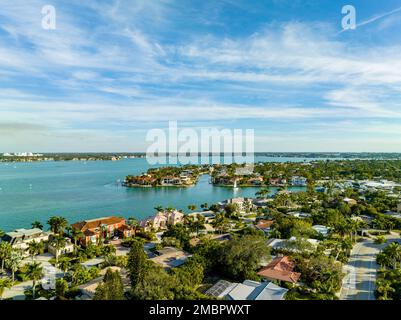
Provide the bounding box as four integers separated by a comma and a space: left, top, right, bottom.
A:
291, 176, 307, 186
1, 228, 52, 250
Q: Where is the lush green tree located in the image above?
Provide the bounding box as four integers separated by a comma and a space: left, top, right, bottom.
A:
217, 235, 270, 280
94, 268, 125, 300
131, 264, 176, 300
27, 240, 44, 261
55, 278, 68, 299
47, 216, 68, 234
25, 261, 43, 299
57, 257, 71, 276
71, 227, 84, 253
49, 235, 67, 263
127, 241, 148, 289
0, 277, 12, 300
6, 249, 23, 283
0, 242, 12, 274
188, 205, 197, 211
162, 223, 191, 249
31, 221, 43, 230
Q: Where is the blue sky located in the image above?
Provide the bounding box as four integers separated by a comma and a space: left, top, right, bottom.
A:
1, 0, 401, 152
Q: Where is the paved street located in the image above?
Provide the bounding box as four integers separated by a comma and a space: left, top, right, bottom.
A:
340, 233, 400, 300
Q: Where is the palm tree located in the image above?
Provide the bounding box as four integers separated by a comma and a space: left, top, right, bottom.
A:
31, 221, 43, 230
0, 278, 12, 300
376, 279, 395, 300
49, 235, 67, 263
6, 249, 23, 283
47, 216, 68, 235
25, 262, 43, 300
71, 228, 84, 253
57, 257, 71, 277
0, 229, 4, 239
385, 243, 401, 269
27, 240, 44, 261
187, 204, 197, 211
154, 205, 163, 212
127, 217, 139, 236
0, 242, 12, 274
255, 187, 270, 199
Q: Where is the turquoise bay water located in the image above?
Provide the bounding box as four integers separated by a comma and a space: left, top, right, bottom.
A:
0, 157, 312, 231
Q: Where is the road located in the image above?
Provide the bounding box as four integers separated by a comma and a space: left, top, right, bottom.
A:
340, 233, 400, 300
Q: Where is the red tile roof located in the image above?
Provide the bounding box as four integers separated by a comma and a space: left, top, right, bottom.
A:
257, 256, 301, 283
256, 219, 274, 229
72, 216, 126, 232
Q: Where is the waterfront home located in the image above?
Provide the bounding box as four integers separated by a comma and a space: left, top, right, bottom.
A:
71, 216, 131, 246
247, 176, 264, 185
1, 228, 52, 250
312, 225, 330, 237
125, 174, 157, 186
257, 256, 301, 284
160, 176, 183, 186
219, 197, 253, 212
290, 176, 307, 186
149, 246, 191, 270
187, 210, 216, 223
140, 210, 184, 231
212, 173, 235, 185
206, 279, 288, 300
269, 178, 287, 186
48, 237, 74, 257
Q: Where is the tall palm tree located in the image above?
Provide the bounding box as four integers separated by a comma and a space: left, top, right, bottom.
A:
57, 257, 71, 277
127, 217, 139, 237
25, 262, 43, 300
50, 235, 67, 263
31, 221, 43, 230
385, 243, 401, 269
0, 242, 12, 274
6, 249, 23, 283
154, 205, 163, 212
71, 228, 84, 253
27, 240, 44, 261
0, 278, 12, 300
47, 216, 68, 235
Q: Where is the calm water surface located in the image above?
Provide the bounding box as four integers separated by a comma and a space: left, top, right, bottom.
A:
0, 156, 318, 231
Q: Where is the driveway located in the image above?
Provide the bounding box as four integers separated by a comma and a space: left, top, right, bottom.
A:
340, 233, 400, 300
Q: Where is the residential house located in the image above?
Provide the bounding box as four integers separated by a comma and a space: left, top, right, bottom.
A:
160, 176, 182, 185
312, 225, 330, 237
1, 228, 52, 250
140, 210, 184, 231
266, 237, 320, 253
290, 176, 307, 186
219, 197, 253, 213
71, 216, 131, 246
269, 178, 287, 186
48, 237, 74, 257
247, 176, 264, 186
206, 279, 288, 300
257, 256, 301, 284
